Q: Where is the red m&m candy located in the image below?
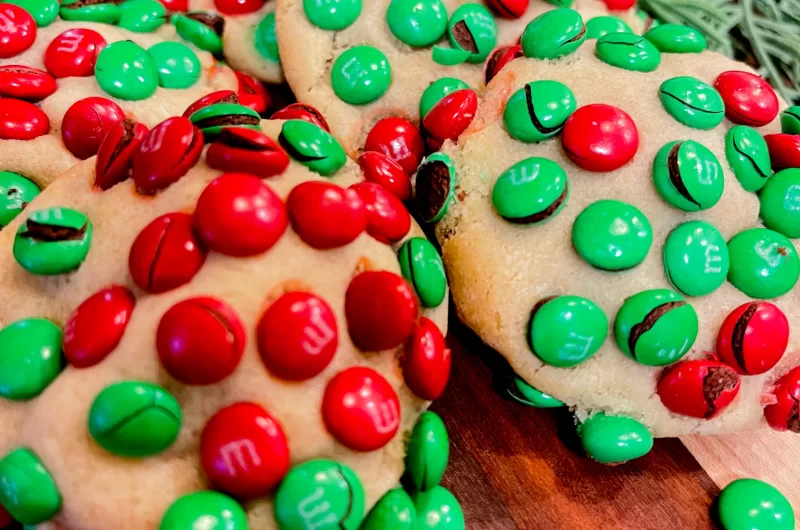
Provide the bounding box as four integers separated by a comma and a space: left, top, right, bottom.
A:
236, 71, 270, 114
62, 97, 125, 160
132, 117, 204, 194
322, 366, 400, 452
214, 0, 265, 14
717, 302, 789, 375
485, 44, 523, 85
486, 0, 528, 18
562, 103, 639, 172
364, 117, 424, 175
0, 98, 48, 140
158, 0, 188, 12
357, 151, 411, 201
95, 118, 149, 190
271, 103, 330, 132
423, 89, 478, 152
44, 28, 107, 79
657, 359, 740, 419
350, 182, 411, 244
0, 66, 56, 101
765, 134, 800, 170
0, 4, 36, 59
764, 366, 800, 432
183, 90, 238, 118
287, 181, 367, 249
345, 271, 418, 351
714, 71, 779, 127
403, 317, 451, 400
201, 402, 290, 499
0, 503, 13, 528
206, 127, 290, 179
602, 0, 635, 9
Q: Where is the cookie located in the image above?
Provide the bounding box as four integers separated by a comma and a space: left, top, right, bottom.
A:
0, 113, 453, 529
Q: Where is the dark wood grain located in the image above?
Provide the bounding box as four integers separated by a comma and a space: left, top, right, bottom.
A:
431, 316, 721, 530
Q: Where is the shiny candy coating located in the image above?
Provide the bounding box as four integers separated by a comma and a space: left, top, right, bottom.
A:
256, 12, 279, 62
13, 207, 92, 275
521, 8, 586, 60
486, 0, 529, 18
764, 367, 800, 432
5, 0, 59, 26
94, 40, 158, 101
387, 0, 447, 47
183, 89, 238, 118
363, 117, 424, 175
361, 488, 416, 530
236, 72, 270, 114
287, 181, 367, 249
760, 169, 800, 238
405, 411, 449, 492
206, 127, 290, 179
271, 102, 330, 132
718, 479, 794, 530
412, 486, 464, 530
578, 413, 653, 464
415, 152, 456, 223
715, 71, 779, 127
614, 289, 698, 366
403, 317, 451, 400
447, 3, 497, 64
492, 157, 568, 225
727, 228, 800, 299
422, 88, 477, 151
419, 77, 469, 119
148, 41, 201, 89
60, 0, 120, 24
484, 44, 522, 85
663, 220, 729, 297
159, 491, 247, 530
657, 359, 740, 419
303, 0, 361, 30
350, 181, 411, 244
0, 448, 61, 525
357, 151, 411, 200
652, 140, 723, 212
0, 318, 63, 400
595, 33, 661, 72
0, 4, 36, 59
585, 15, 631, 39
95, 118, 149, 190
398, 237, 447, 308
781, 106, 800, 135
765, 133, 800, 170
717, 302, 789, 375
527, 296, 607, 367
118, 0, 166, 32
61, 96, 125, 160
725, 125, 772, 192
331, 45, 391, 105
44, 28, 106, 79
215, 0, 265, 15
507, 376, 564, 408
0, 65, 56, 101
0, 171, 39, 228
128, 212, 207, 293
63, 286, 135, 368
572, 199, 652, 271
279, 119, 346, 176
644, 24, 706, 53
659, 76, 724, 130
160, 0, 187, 11
561, 103, 638, 172
0, 98, 48, 140
172, 12, 224, 54
503, 80, 576, 143
132, 117, 203, 194
188, 102, 260, 141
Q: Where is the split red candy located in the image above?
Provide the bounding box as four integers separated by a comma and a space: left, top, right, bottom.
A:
562, 103, 639, 172
364, 117, 424, 175
157, 297, 245, 385
764, 366, 800, 432
714, 71, 779, 127
357, 151, 411, 201
132, 117, 204, 194
350, 182, 411, 244
158, 0, 188, 11
62, 97, 125, 160
484, 44, 523, 85
95, 118, 149, 190
206, 127, 290, 178
257, 291, 338, 381
345, 271, 418, 351
271, 103, 330, 132
201, 402, 290, 498
0, 504, 12, 528
717, 302, 789, 375
214, 0, 265, 15
0, 98, 48, 140
44, 28, 106, 79
657, 360, 740, 419
764, 133, 800, 170
0, 65, 56, 101
422, 89, 478, 152
195, 173, 288, 257
0, 4, 35, 59
322, 366, 400, 452
183, 90, 238, 118
287, 181, 367, 249
485, 0, 529, 18
63, 286, 135, 368
403, 317, 451, 400
129, 212, 208, 293
236, 71, 270, 114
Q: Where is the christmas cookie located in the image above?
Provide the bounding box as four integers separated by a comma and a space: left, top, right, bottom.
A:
0, 108, 454, 528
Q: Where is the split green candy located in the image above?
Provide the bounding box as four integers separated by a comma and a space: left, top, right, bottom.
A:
388, 0, 447, 48
727, 228, 800, 299
585, 16, 632, 40
595, 33, 661, 72
717, 478, 795, 530
331, 45, 391, 105
725, 125, 772, 192
88, 381, 182, 458
415, 152, 456, 223
447, 4, 497, 64
652, 140, 723, 212
148, 42, 201, 89
160, 491, 248, 530
503, 80, 576, 143
527, 296, 607, 368
760, 169, 800, 239
412, 486, 464, 530
644, 23, 707, 53
361, 488, 416, 530
492, 157, 568, 225
60, 0, 120, 24
189, 103, 261, 140
173, 12, 224, 55
0, 171, 39, 228
13, 207, 93, 275
0, 318, 63, 401
780, 106, 800, 135
255, 12, 280, 63
431, 46, 471, 66
4, 0, 58, 26
274, 459, 365, 530
405, 411, 449, 492
578, 414, 653, 464
659, 76, 724, 130
663, 221, 729, 297
572, 199, 652, 271
117, 0, 166, 32
0, 448, 61, 525
521, 8, 586, 60
398, 237, 447, 309
303, 0, 361, 30
279, 119, 346, 176
507, 375, 564, 408
95, 41, 158, 101
420, 78, 469, 119
614, 289, 698, 366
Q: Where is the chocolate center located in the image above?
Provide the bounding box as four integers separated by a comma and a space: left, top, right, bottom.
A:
788, 399, 800, 433
186, 12, 225, 35
702, 366, 739, 418
452, 21, 478, 54
502, 185, 567, 225
194, 114, 260, 131
667, 142, 701, 208
62, 0, 121, 9
20, 219, 87, 242
415, 161, 451, 223
730, 303, 758, 373
628, 301, 685, 358
216, 128, 272, 151
563, 25, 587, 45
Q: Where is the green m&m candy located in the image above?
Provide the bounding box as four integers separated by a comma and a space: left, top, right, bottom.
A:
431, 45, 471, 66
614, 289, 698, 365
507, 375, 564, 408
585, 15, 631, 40
415, 152, 456, 223
644, 24, 707, 53
405, 411, 449, 492
492, 157, 568, 225
5, 0, 58, 26
447, 4, 497, 64
728, 228, 800, 299
503, 80, 576, 143
189, 103, 260, 140
760, 169, 800, 238
118, 0, 166, 32
173, 12, 224, 54
521, 8, 586, 60
304, 0, 361, 30
398, 237, 447, 309
725, 125, 772, 192
663, 221, 729, 297
781, 106, 800, 135
0, 448, 61, 525
60, 0, 120, 24
279, 119, 347, 176
95, 41, 158, 101
420, 78, 469, 119
274, 459, 365, 530
595, 33, 661, 72
88, 381, 182, 457
659, 76, 724, 130
160, 491, 247, 530
0, 171, 39, 228
388, 0, 447, 47
361, 488, 416, 530
148, 42, 201, 89
0, 318, 63, 401
578, 414, 653, 464
13, 207, 92, 275
331, 45, 391, 105
412, 486, 464, 530
652, 140, 723, 212
527, 296, 608, 368
717, 478, 795, 530
255, 12, 280, 63
545, 0, 574, 6
572, 199, 652, 271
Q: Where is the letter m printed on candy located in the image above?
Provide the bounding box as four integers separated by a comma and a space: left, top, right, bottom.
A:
298, 487, 340, 529
220, 439, 262, 474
